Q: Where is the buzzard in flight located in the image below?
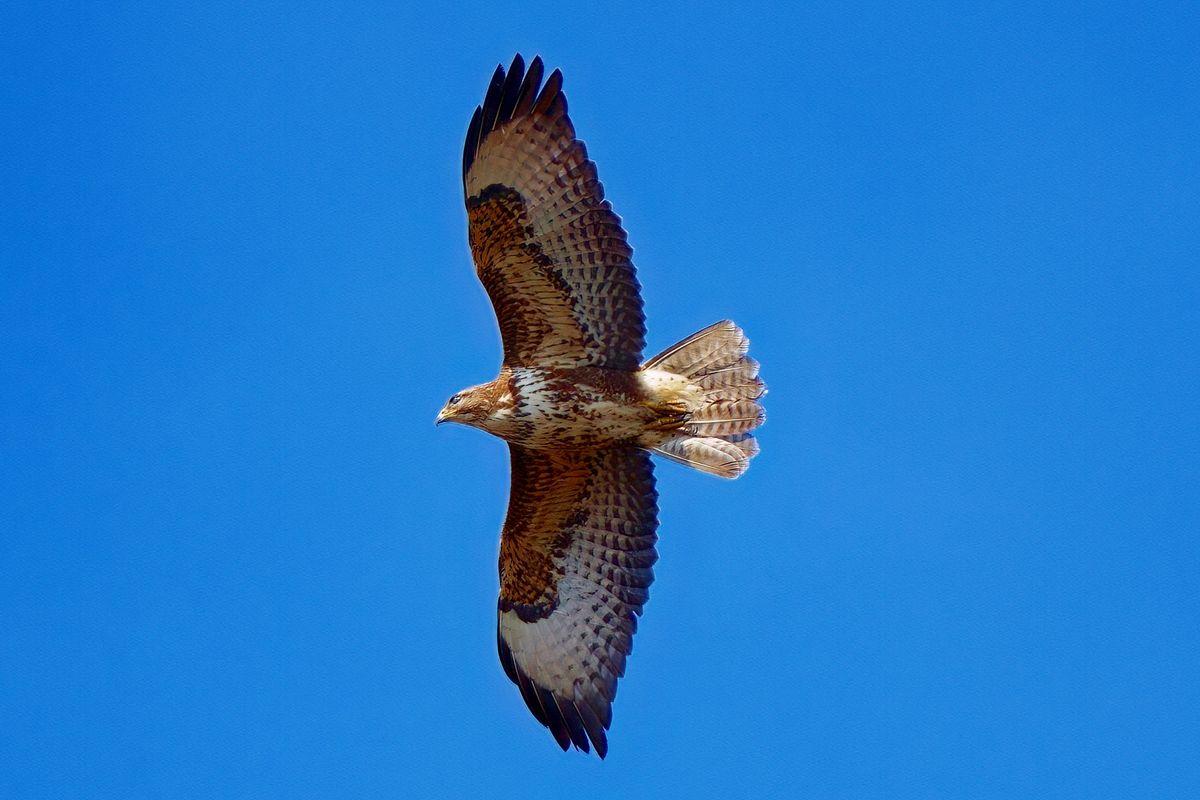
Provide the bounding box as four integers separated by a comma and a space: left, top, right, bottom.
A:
437, 55, 766, 757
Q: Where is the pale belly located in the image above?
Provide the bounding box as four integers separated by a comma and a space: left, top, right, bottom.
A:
482, 367, 669, 449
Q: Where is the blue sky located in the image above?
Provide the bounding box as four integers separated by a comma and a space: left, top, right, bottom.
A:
2, 2, 1197, 797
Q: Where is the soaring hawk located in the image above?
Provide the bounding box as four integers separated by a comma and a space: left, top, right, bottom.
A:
436, 55, 766, 757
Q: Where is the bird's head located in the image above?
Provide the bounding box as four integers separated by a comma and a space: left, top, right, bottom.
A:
435, 382, 496, 428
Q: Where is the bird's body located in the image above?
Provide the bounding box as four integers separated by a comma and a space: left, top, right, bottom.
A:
437, 55, 765, 757
442, 366, 695, 449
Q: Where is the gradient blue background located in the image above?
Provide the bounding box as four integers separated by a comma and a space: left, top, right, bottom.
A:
3, 2, 1197, 797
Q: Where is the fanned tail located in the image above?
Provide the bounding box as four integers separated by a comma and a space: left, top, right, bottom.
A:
640, 321, 765, 478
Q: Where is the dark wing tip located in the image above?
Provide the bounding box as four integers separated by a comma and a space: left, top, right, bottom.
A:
462, 54, 568, 187
497, 625, 610, 757
461, 104, 483, 186
531, 68, 564, 117
511, 56, 544, 121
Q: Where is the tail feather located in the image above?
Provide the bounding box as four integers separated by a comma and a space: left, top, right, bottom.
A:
652, 436, 751, 479
701, 382, 763, 400
694, 358, 761, 392
687, 398, 765, 437
640, 321, 765, 479
642, 320, 750, 376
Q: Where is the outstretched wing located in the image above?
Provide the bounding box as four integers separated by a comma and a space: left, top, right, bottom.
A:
463, 54, 646, 370
497, 445, 658, 757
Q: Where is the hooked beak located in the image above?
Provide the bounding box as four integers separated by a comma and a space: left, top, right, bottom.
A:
435, 405, 452, 426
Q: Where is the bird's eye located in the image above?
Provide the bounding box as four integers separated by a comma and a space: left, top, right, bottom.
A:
449, 393, 463, 406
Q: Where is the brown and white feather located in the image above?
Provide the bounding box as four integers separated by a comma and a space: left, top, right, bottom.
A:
497, 445, 658, 757
464, 55, 645, 371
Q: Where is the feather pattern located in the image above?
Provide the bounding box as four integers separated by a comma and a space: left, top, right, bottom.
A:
463, 54, 646, 370
639, 321, 765, 478
497, 445, 658, 758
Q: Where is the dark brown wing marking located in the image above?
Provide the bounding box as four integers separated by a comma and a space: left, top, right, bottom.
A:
497, 445, 658, 757
463, 54, 646, 370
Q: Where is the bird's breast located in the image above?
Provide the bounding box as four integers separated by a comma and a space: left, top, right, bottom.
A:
483, 367, 655, 448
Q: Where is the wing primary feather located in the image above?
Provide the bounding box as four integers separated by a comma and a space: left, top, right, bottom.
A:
586, 691, 613, 730
462, 56, 531, 185
477, 63, 506, 145
552, 695, 591, 754
496, 624, 520, 685
531, 68, 564, 117
574, 696, 609, 758
461, 105, 483, 185
510, 655, 578, 754
515, 666, 550, 727
462, 60, 510, 184
537, 684, 574, 752
494, 53, 525, 127
512, 56, 544, 118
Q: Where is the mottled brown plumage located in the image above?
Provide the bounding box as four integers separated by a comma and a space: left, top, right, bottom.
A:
438, 55, 766, 757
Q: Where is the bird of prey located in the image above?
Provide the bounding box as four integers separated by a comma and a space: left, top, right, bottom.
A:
436, 54, 766, 757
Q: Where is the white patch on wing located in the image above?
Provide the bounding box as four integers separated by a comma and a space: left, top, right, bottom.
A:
498, 573, 631, 707
495, 445, 657, 754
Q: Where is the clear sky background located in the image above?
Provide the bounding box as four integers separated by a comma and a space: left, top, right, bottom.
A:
2, 2, 1197, 798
